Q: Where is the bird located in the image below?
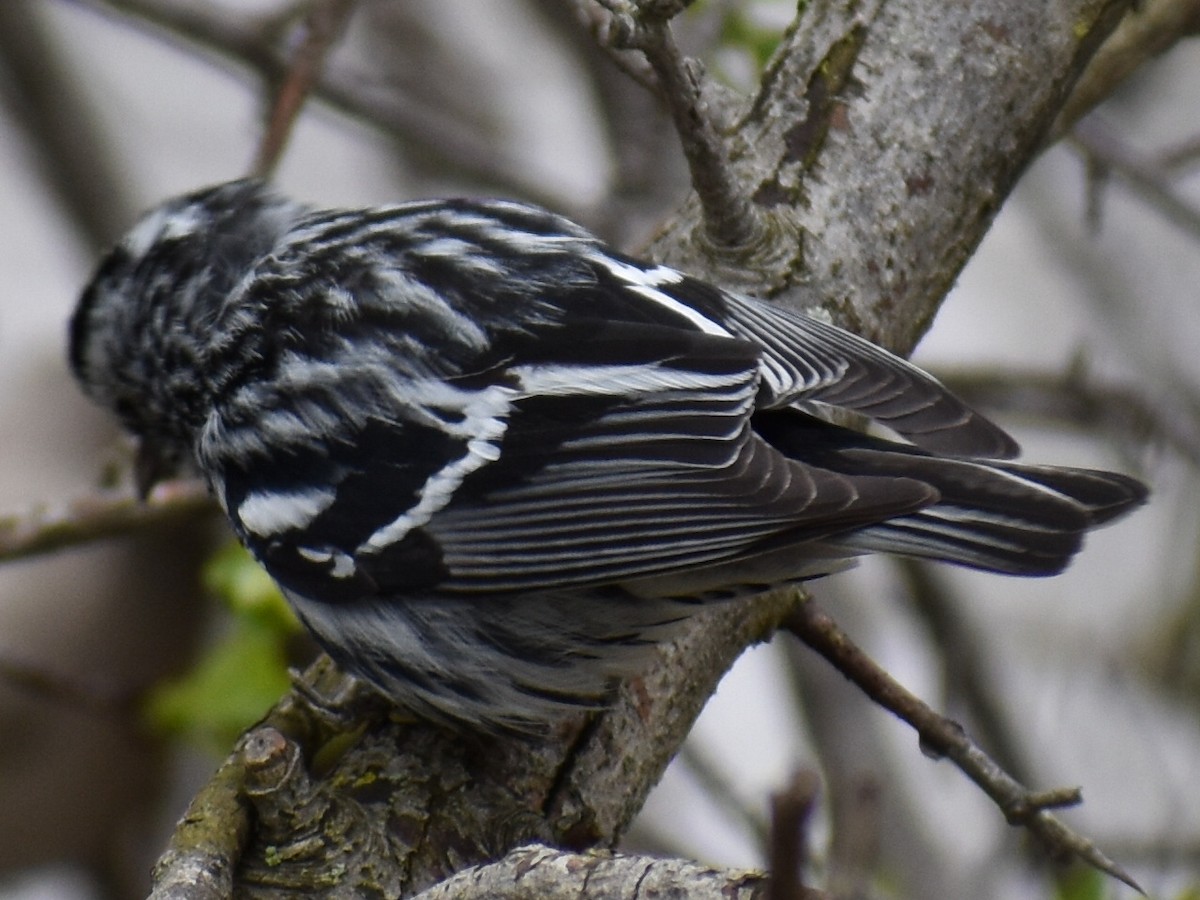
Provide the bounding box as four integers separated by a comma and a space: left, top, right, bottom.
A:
69, 179, 1147, 731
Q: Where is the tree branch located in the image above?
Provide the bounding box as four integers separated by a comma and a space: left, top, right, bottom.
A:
767, 770, 825, 900
940, 363, 1200, 466
0, 0, 138, 248
31, 1, 1157, 895
409, 843, 767, 900
1053, 0, 1200, 135
648, 0, 1135, 354
251, 0, 359, 177
148, 592, 801, 897
0, 479, 213, 564
595, 0, 765, 247
1072, 112, 1200, 240
782, 597, 1143, 893
63, 0, 556, 202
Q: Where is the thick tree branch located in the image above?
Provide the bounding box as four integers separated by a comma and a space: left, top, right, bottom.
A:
409, 843, 766, 900
148, 592, 801, 898
149, 757, 250, 900
648, 0, 1134, 354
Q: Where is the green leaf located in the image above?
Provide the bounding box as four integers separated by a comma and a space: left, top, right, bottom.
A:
719, 7, 785, 72
144, 542, 301, 752
144, 617, 293, 752
202, 541, 299, 633
1055, 865, 1107, 900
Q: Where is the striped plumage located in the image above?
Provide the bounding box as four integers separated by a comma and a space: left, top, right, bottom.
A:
70, 180, 1146, 730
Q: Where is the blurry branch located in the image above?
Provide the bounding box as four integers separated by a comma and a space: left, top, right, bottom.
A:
1135, 545, 1200, 705
1054, 0, 1200, 135
0, 0, 138, 248
62, 0, 555, 203
766, 770, 825, 900
941, 364, 1200, 468
1072, 113, 1200, 241
251, 0, 359, 177
0, 479, 213, 564
1157, 132, 1200, 171
0, 649, 137, 715
783, 596, 1143, 893
677, 742, 771, 851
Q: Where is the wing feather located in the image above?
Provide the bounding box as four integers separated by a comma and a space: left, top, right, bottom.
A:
701, 290, 1021, 458
202, 307, 937, 600
588, 255, 1021, 459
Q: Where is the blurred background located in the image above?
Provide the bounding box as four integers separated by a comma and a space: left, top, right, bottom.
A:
0, 1, 1197, 898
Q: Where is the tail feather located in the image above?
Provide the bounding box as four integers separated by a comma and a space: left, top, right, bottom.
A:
984, 459, 1147, 526
753, 410, 1147, 576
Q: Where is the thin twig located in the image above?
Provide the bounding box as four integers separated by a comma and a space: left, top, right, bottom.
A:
767, 769, 825, 900
252, 0, 359, 177
1072, 113, 1200, 241
63, 0, 555, 202
593, 0, 763, 248
896, 558, 1035, 787
783, 597, 1144, 893
0, 478, 214, 564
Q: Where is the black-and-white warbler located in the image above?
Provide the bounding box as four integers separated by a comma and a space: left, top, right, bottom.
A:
70, 180, 1146, 730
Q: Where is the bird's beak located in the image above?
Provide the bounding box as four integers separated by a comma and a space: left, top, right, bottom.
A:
134, 439, 175, 501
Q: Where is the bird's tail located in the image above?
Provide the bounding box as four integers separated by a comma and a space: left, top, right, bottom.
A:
755, 411, 1147, 576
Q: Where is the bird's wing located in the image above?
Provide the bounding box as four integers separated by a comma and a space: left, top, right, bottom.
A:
200, 314, 935, 602
581, 253, 1020, 459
